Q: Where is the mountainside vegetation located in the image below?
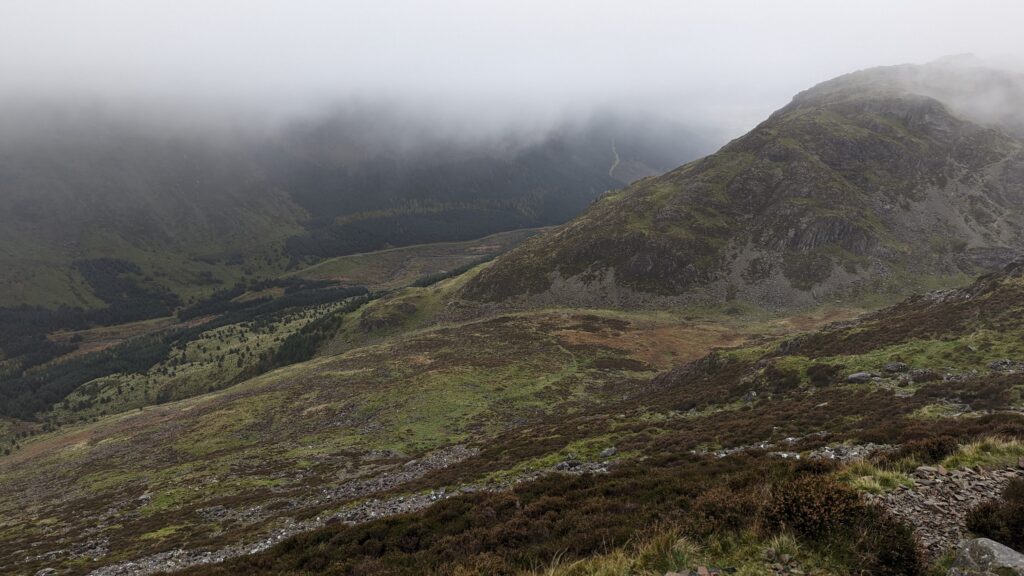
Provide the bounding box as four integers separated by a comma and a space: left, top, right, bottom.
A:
5, 247, 1022, 575
4, 61, 1024, 576
173, 260, 1024, 576
461, 62, 1024, 310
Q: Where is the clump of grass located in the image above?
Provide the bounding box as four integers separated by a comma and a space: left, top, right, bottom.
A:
838, 460, 914, 494
531, 530, 830, 576
524, 530, 696, 576
139, 524, 184, 540
942, 437, 1024, 470
925, 549, 957, 576
909, 403, 964, 420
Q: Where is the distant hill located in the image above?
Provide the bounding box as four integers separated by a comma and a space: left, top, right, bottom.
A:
460, 61, 1024, 309
0, 105, 713, 309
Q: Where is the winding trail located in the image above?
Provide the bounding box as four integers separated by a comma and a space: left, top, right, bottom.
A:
608, 139, 620, 178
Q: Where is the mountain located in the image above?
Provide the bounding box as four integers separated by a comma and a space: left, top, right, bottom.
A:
6, 59, 1024, 576
267, 111, 703, 260
0, 107, 305, 310
460, 61, 1024, 309
0, 104, 712, 310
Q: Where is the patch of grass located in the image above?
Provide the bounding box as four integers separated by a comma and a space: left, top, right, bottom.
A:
480, 433, 631, 485
942, 437, 1024, 470
909, 403, 965, 420
78, 468, 142, 493
139, 524, 185, 540
837, 461, 914, 494
822, 328, 1024, 374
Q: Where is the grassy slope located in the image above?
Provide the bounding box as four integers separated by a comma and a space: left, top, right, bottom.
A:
4, 261, 1024, 575
291, 228, 545, 290
172, 265, 1024, 576
460, 69, 1024, 308
0, 311, 646, 572
0, 275, 868, 575
0, 229, 545, 439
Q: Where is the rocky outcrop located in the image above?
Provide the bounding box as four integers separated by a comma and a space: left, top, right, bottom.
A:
948, 538, 1024, 576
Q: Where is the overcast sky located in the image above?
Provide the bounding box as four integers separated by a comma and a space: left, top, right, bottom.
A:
2, 0, 1023, 137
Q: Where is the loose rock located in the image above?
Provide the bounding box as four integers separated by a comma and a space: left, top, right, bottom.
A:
868, 466, 1024, 560
846, 371, 874, 383
948, 537, 1024, 575
884, 362, 909, 373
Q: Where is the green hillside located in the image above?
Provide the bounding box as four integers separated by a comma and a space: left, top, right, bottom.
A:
461, 62, 1024, 310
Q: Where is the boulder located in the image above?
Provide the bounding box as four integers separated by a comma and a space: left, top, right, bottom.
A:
948, 538, 1024, 575
884, 361, 909, 373
846, 371, 875, 383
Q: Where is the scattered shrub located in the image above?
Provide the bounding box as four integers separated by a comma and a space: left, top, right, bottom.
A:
763, 365, 801, 393
686, 485, 762, 536
879, 435, 958, 467
806, 363, 842, 387
966, 478, 1024, 551
851, 506, 923, 576
762, 476, 860, 537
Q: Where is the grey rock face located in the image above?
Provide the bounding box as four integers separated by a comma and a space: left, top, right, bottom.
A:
948, 538, 1024, 575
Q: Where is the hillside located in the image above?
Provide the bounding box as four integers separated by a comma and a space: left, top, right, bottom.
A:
460, 62, 1024, 309
0, 229, 546, 425
4, 257, 1023, 575
4, 60, 1024, 576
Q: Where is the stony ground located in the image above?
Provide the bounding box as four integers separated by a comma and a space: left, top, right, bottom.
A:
868, 463, 1024, 559
82, 450, 614, 576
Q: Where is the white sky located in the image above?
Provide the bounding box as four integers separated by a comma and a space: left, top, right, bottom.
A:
2, 0, 1023, 136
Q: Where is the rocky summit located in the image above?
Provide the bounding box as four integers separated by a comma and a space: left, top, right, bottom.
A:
461, 61, 1024, 310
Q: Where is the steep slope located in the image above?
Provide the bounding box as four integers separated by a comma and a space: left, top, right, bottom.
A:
460, 62, 1024, 309
0, 108, 306, 309
20, 259, 1016, 576
173, 260, 1024, 576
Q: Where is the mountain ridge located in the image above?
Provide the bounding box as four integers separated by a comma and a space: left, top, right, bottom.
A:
459, 61, 1024, 310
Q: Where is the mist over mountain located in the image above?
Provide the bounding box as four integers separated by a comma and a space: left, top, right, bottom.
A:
461, 61, 1024, 309
6, 3, 1024, 576
0, 99, 715, 309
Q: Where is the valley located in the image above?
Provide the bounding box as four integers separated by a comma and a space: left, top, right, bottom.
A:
3, 57, 1024, 576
